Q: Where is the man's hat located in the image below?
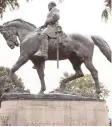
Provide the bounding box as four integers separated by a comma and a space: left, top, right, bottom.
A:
48, 1, 57, 6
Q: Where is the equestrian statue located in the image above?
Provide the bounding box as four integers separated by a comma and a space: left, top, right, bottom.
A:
0, 1, 111, 98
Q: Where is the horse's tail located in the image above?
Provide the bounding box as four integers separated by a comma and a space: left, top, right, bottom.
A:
91, 35, 112, 62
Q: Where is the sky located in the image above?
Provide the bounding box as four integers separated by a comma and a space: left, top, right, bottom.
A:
0, 0, 112, 118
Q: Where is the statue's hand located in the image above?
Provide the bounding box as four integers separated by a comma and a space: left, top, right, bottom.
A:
39, 23, 47, 30
39, 25, 44, 29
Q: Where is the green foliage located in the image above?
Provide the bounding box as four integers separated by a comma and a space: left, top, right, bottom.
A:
102, 0, 112, 21
0, 0, 110, 21
0, 66, 23, 90
50, 72, 109, 99
0, 66, 30, 107
0, 0, 62, 17
0, 0, 19, 18
105, 0, 112, 9
61, 72, 109, 99
0, 66, 30, 95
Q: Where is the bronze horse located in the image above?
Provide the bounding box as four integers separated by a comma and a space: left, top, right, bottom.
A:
0, 19, 111, 97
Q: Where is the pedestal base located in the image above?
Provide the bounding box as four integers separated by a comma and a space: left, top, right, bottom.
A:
0, 93, 109, 126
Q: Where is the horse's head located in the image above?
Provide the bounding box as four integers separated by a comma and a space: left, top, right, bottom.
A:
0, 25, 19, 49
0, 19, 37, 49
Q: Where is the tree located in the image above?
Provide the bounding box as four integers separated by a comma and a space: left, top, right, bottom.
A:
0, 66, 30, 106
0, 0, 19, 18
0, 0, 109, 20
102, 0, 112, 21
50, 72, 109, 99
109, 118, 112, 126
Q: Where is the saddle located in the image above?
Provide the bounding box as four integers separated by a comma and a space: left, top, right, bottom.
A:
55, 26, 67, 45
37, 26, 67, 46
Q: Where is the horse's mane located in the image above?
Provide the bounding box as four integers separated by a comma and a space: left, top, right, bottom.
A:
3, 19, 37, 29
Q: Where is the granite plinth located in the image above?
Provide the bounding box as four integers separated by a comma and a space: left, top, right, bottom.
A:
0, 93, 109, 126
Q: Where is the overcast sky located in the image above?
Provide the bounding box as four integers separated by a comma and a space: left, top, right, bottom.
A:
0, 0, 112, 118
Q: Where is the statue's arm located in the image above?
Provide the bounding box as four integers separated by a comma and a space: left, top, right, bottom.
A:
45, 9, 60, 24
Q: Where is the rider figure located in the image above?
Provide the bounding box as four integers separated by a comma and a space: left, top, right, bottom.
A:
35, 1, 60, 60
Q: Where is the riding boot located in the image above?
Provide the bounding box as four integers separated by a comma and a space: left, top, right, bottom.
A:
35, 35, 48, 60
40, 36, 48, 60
33, 35, 48, 69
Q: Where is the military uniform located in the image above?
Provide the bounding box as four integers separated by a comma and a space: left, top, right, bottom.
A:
34, 2, 60, 61
42, 7, 60, 38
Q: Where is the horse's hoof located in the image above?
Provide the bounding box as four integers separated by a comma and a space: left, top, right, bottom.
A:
94, 93, 100, 99
9, 72, 14, 79
32, 66, 36, 69
96, 89, 101, 94
38, 91, 44, 95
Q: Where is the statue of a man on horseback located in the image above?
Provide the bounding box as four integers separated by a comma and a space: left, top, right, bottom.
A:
0, 4, 111, 96
35, 1, 61, 60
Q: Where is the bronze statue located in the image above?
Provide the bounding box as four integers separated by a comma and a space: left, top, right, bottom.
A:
0, 18, 111, 97
33, 1, 66, 68
35, 1, 61, 60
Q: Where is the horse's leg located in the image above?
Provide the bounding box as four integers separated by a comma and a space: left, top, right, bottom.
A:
31, 57, 46, 94
9, 51, 29, 78
60, 57, 84, 88
35, 62, 46, 94
84, 60, 101, 97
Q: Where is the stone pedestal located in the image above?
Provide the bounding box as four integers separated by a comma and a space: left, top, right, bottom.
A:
0, 93, 109, 126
